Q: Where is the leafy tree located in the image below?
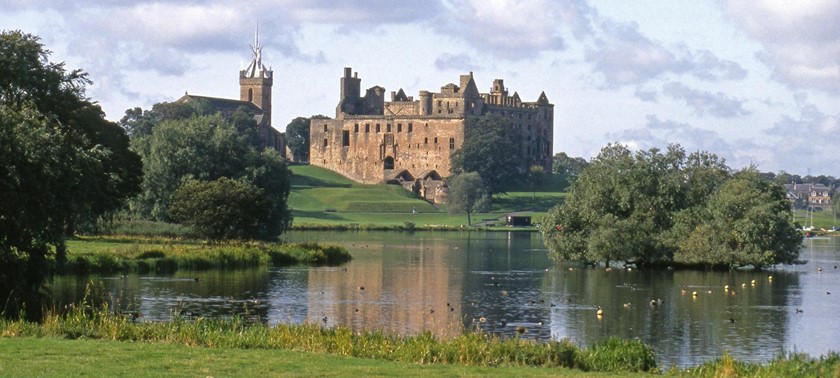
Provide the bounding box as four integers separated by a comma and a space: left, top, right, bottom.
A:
527, 165, 545, 198
447, 172, 491, 226
129, 111, 292, 239
540, 143, 799, 269
552, 152, 588, 189
245, 149, 293, 239
1, 31, 141, 316
285, 116, 310, 162
672, 170, 802, 268
451, 114, 523, 194
169, 178, 268, 241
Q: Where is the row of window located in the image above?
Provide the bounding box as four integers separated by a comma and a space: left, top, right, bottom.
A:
329, 133, 456, 150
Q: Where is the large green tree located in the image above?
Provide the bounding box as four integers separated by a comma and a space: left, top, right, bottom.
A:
285, 116, 311, 162
539, 143, 800, 269
169, 178, 268, 241
130, 112, 292, 239
1, 31, 141, 315
450, 114, 524, 194
446, 172, 491, 226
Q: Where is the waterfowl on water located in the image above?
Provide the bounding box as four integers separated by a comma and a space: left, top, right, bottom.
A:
596, 306, 604, 316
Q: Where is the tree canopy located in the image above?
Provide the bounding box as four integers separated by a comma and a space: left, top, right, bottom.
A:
1, 30, 142, 316
539, 143, 802, 269
169, 177, 268, 241
285, 116, 310, 162
128, 109, 292, 240
446, 172, 491, 225
450, 114, 524, 194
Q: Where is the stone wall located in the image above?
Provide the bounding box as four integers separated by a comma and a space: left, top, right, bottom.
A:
310, 117, 464, 184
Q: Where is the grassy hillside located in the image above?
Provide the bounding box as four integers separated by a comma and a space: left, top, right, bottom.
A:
287, 164, 567, 229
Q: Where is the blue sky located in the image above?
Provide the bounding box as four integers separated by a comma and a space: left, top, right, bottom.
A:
3, 0, 839, 176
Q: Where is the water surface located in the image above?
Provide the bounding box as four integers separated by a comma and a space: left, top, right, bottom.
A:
51, 231, 840, 368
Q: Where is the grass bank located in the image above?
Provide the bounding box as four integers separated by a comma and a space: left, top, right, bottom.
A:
62, 237, 351, 274
1, 304, 656, 375
0, 337, 609, 377
2, 307, 837, 377
288, 164, 567, 230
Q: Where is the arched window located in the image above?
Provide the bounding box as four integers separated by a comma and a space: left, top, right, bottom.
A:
384, 156, 395, 170
248, 88, 253, 102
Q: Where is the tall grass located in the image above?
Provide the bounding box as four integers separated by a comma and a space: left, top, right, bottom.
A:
63, 237, 351, 274
673, 350, 840, 377
0, 294, 657, 373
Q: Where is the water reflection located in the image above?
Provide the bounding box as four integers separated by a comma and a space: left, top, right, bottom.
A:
49, 231, 840, 367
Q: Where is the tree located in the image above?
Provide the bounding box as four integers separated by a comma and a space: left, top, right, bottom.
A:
285, 116, 310, 162
527, 165, 545, 198
552, 152, 588, 189
1, 31, 141, 316
129, 111, 293, 240
245, 149, 293, 239
450, 114, 524, 194
672, 170, 802, 268
169, 178, 268, 241
540, 143, 800, 269
446, 172, 491, 226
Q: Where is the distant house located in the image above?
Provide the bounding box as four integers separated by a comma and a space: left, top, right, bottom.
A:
784, 183, 833, 210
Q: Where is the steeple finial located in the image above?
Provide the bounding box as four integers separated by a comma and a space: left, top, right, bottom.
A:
242, 24, 271, 79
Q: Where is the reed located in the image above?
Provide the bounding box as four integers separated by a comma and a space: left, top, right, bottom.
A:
0, 294, 655, 374
62, 237, 351, 274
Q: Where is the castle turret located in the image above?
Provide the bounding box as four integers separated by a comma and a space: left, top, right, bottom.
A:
337, 67, 362, 117
240, 28, 273, 126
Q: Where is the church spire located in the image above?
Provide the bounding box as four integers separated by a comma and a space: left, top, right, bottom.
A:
242, 25, 270, 79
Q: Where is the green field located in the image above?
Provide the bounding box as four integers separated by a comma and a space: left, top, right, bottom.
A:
794, 208, 839, 231
287, 164, 567, 229
0, 337, 626, 378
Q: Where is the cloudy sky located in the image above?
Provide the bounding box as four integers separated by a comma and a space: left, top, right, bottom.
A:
3, 0, 839, 176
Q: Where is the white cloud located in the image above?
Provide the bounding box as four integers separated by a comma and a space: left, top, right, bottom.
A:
584, 20, 747, 87
438, 0, 570, 59
662, 82, 750, 118
724, 0, 840, 92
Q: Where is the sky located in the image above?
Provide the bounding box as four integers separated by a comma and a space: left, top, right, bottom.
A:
2, 0, 839, 176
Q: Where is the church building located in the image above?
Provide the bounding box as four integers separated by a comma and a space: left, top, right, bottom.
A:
176, 32, 285, 153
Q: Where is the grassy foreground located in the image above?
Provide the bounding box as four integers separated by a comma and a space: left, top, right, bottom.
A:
0, 337, 610, 378
63, 236, 351, 274
2, 308, 838, 377
0, 303, 657, 375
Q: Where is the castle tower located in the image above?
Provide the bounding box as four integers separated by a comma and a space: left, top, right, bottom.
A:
240, 27, 273, 126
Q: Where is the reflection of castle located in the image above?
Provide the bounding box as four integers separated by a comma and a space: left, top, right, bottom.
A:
305, 240, 465, 337
310, 68, 554, 201
176, 32, 286, 153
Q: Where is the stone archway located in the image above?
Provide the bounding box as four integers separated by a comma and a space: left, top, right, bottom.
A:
383, 156, 395, 170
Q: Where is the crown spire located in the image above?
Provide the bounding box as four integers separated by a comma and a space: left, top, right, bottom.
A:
242, 25, 270, 79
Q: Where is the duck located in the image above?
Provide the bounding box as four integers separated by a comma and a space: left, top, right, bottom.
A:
596, 306, 604, 316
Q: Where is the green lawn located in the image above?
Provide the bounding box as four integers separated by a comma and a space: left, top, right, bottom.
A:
794, 208, 839, 230
287, 164, 567, 229
0, 337, 610, 378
